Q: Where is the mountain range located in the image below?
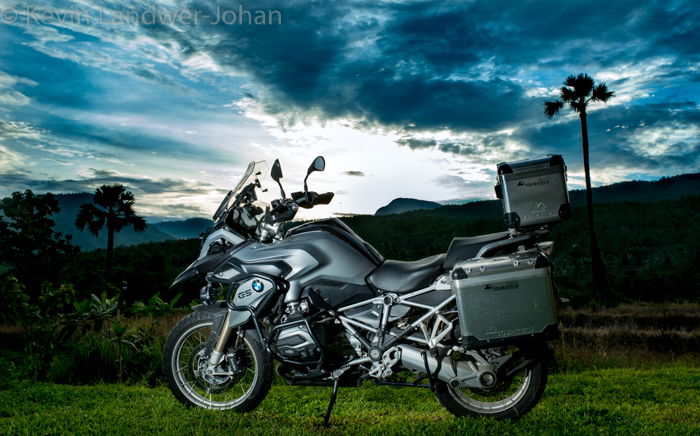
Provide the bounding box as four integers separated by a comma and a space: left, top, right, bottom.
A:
46, 172, 698, 250
51, 193, 213, 251
374, 173, 700, 217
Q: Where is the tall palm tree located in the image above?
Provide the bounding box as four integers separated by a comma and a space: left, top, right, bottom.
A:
76, 185, 147, 275
544, 73, 614, 302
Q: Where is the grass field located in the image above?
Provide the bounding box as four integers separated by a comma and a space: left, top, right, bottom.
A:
1, 364, 699, 435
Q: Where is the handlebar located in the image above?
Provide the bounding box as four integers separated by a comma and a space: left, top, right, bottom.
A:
291, 191, 334, 209
264, 191, 334, 226
315, 192, 334, 205
222, 189, 334, 241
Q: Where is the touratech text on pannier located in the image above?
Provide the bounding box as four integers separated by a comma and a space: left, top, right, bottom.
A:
494, 154, 571, 229
451, 250, 558, 349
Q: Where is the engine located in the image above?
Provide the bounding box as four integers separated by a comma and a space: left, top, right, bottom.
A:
269, 300, 348, 367
270, 301, 324, 363
270, 322, 321, 362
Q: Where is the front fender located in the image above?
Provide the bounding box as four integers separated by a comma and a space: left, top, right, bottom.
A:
170, 252, 228, 290
192, 301, 252, 328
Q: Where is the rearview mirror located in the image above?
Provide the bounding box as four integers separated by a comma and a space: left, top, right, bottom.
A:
271, 159, 283, 181
271, 159, 285, 198
307, 156, 325, 174
304, 156, 326, 192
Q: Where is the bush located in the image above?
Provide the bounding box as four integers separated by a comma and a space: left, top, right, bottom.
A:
48, 331, 163, 386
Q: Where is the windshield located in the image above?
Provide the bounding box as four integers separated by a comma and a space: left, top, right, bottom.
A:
213, 161, 269, 221
232, 160, 269, 197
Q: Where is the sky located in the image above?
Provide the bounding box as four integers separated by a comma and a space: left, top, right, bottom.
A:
0, 0, 698, 221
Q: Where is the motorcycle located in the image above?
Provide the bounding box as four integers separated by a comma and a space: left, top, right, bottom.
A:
163, 155, 568, 424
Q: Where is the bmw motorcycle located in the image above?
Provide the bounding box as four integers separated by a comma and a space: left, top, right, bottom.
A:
163, 156, 564, 423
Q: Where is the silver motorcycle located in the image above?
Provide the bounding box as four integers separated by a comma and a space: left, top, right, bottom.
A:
163, 155, 568, 423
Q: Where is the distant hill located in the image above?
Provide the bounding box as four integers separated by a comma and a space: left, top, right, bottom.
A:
152, 218, 213, 239
46, 172, 699, 249
375, 172, 700, 219
570, 173, 700, 206
53, 193, 174, 251
375, 198, 442, 216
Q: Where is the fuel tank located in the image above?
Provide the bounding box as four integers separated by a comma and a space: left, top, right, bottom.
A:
223, 219, 382, 304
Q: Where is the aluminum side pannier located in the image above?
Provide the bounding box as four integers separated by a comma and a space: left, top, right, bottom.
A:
451, 250, 558, 349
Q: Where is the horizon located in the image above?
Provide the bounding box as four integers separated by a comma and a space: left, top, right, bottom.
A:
1, 1, 698, 220
42, 170, 699, 223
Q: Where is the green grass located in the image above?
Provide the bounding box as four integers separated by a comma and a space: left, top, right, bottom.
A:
1, 365, 699, 435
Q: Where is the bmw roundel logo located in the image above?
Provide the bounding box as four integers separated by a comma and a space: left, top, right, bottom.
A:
251, 280, 264, 292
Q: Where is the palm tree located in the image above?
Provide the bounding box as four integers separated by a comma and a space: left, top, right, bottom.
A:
544, 73, 614, 303
76, 185, 147, 275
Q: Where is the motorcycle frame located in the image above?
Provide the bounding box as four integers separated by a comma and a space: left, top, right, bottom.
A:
273, 276, 460, 379
336, 278, 456, 353
219, 274, 459, 377
214, 229, 552, 383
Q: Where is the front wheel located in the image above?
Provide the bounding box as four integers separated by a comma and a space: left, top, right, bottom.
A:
434, 342, 549, 419
163, 312, 272, 411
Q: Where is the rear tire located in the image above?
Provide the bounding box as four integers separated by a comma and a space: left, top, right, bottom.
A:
163, 312, 272, 411
434, 343, 549, 419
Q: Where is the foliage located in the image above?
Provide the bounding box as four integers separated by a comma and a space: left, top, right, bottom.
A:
0, 190, 77, 293
44, 330, 162, 386
0, 275, 31, 325
335, 197, 699, 305
0, 273, 178, 384
543, 73, 614, 118
61, 238, 200, 304
548, 197, 700, 305
545, 73, 615, 303
2, 365, 700, 434
130, 292, 181, 319
6, 280, 84, 380
75, 184, 147, 274
1, 187, 698, 387
56, 195, 700, 307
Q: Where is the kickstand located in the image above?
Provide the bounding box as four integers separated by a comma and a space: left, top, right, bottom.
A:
421, 351, 434, 390
323, 378, 340, 427
422, 350, 442, 391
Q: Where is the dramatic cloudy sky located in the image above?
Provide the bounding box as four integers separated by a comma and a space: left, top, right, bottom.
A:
1, 0, 698, 220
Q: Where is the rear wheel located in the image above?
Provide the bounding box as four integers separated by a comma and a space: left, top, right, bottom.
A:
163, 312, 272, 411
434, 342, 549, 419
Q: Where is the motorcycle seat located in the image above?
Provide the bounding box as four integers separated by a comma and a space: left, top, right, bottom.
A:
367, 253, 446, 293
443, 231, 511, 269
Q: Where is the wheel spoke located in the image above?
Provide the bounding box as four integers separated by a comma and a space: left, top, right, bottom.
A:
166, 318, 263, 410
445, 346, 538, 414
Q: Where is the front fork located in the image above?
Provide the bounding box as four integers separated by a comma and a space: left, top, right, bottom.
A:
207, 310, 235, 368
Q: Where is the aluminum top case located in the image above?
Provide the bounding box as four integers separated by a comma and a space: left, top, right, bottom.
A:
451, 250, 558, 349
495, 155, 571, 230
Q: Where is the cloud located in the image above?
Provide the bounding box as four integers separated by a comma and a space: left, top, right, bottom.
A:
0, 71, 37, 108
0, 168, 218, 195
7, 1, 700, 142
396, 129, 530, 164
0, 146, 26, 172
0, 71, 39, 88
396, 138, 436, 149
433, 175, 494, 200
1, 0, 699, 216
119, 0, 696, 134
341, 170, 365, 177
0, 166, 231, 219
513, 100, 700, 179
0, 120, 43, 141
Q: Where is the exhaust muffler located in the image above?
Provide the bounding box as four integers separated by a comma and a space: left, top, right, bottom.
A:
398, 344, 487, 388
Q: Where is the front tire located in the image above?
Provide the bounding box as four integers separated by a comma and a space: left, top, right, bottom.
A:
434, 343, 549, 419
163, 312, 272, 411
